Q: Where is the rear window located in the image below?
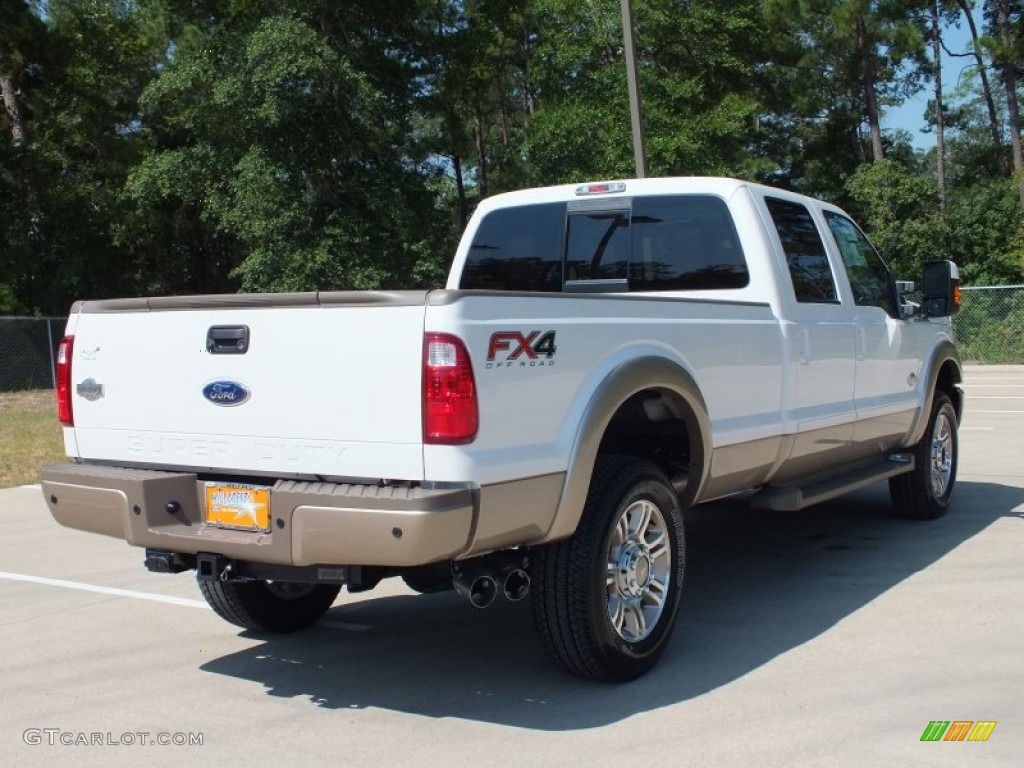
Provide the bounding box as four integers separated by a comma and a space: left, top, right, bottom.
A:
460, 203, 564, 291
629, 196, 748, 291
565, 209, 631, 282
460, 195, 748, 292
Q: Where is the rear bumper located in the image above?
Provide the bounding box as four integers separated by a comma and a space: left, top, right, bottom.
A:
41, 463, 475, 568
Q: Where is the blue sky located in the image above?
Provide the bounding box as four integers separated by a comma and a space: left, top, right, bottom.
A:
882, 11, 981, 151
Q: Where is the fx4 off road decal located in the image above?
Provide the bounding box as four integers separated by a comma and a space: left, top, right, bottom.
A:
486, 331, 556, 369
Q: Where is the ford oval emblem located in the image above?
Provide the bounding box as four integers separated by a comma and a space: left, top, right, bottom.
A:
202, 380, 251, 407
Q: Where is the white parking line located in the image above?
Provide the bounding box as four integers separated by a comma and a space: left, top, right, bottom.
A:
0, 570, 372, 631
0, 570, 210, 609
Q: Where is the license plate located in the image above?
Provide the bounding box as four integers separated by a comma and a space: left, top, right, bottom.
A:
204, 483, 271, 531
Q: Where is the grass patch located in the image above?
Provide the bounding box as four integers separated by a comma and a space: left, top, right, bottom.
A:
0, 390, 67, 488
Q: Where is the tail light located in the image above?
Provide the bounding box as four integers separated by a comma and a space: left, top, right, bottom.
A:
56, 335, 74, 426
423, 333, 478, 445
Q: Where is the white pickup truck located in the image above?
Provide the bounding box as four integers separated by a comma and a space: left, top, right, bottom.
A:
42, 177, 963, 681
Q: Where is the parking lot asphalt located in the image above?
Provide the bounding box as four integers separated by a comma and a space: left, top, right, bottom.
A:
1, 365, 1022, 767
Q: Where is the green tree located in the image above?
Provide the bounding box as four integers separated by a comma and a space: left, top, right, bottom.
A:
985, 0, 1024, 203
766, 0, 927, 174
128, 2, 448, 293
0, 0, 52, 312
1, 0, 168, 314
415, 1, 534, 227
845, 159, 948, 277
522, 0, 777, 184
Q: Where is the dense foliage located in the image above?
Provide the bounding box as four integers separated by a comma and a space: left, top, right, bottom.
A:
1, 0, 1022, 314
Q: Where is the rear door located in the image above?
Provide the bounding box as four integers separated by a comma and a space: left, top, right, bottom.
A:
758, 194, 857, 479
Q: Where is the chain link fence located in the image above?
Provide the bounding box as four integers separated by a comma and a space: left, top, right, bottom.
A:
1, 288, 1022, 392
953, 285, 1024, 364
0, 317, 67, 392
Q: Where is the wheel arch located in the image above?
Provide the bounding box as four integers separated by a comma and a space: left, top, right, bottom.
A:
907, 339, 963, 446
537, 356, 711, 545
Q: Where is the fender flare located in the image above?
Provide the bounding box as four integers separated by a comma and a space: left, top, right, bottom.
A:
906, 338, 963, 446
537, 356, 712, 545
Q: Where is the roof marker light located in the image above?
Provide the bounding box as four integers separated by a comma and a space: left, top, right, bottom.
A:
575, 182, 627, 196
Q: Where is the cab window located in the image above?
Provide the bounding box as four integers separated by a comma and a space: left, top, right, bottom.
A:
824, 211, 898, 316
765, 197, 838, 303
460, 203, 564, 291
629, 195, 748, 291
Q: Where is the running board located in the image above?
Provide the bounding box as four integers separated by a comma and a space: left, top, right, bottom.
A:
751, 453, 915, 512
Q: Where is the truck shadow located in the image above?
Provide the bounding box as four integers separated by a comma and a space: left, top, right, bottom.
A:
199, 480, 1023, 730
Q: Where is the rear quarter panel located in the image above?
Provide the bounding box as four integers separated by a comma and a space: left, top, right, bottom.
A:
422, 292, 785, 485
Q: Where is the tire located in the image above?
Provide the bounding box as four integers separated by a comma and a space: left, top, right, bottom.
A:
889, 392, 958, 520
197, 577, 340, 633
531, 456, 685, 681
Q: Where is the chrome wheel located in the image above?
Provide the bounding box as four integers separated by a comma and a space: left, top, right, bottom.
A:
532, 456, 685, 680
930, 412, 953, 498
606, 499, 672, 643
890, 392, 958, 520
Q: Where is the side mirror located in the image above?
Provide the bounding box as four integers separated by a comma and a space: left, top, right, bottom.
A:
922, 260, 960, 317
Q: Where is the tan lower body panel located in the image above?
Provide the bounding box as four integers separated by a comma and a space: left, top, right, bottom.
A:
701, 436, 783, 501
288, 502, 471, 567
41, 463, 475, 568
463, 472, 565, 556
851, 408, 915, 448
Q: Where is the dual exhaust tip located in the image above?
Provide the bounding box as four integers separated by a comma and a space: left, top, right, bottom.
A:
452, 558, 530, 609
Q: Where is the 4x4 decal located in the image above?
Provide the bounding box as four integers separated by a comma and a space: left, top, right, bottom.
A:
486, 331, 556, 369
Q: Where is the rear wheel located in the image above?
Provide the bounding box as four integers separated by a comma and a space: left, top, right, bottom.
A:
532, 456, 685, 681
889, 392, 958, 520
197, 577, 340, 633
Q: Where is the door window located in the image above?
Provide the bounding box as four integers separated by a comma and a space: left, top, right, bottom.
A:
629, 196, 748, 291
765, 197, 838, 304
824, 212, 898, 316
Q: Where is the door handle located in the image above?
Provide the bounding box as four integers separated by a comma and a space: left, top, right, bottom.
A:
206, 325, 250, 354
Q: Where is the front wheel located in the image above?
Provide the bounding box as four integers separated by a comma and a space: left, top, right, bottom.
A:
197, 577, 340, 633
531, 456, 685, 681
889, 392, 958, 519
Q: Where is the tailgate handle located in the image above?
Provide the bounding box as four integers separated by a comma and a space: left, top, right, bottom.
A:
206, 325, 250, 354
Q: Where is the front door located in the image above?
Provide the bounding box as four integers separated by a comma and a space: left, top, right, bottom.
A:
823, 211, 921, 451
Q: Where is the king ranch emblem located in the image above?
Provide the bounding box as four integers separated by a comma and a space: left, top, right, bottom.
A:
486, 331, 557, 369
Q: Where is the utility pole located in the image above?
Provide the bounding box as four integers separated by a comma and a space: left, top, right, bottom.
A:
620, 0, 647, 178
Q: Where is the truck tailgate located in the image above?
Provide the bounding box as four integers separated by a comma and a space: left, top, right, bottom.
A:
64, 292, 428, 480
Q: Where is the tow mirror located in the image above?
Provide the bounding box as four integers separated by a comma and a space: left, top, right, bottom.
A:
895, 280, 918, 318
922, 260, 960, 317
